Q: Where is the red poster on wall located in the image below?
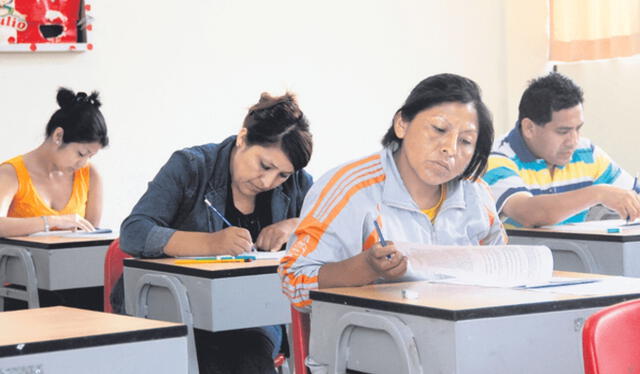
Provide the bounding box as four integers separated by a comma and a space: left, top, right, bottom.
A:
0, 0, 81, 44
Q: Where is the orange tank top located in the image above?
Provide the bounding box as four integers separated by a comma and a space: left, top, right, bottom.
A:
2, 155, 90, 218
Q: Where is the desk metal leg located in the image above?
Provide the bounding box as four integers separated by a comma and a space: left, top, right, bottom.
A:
332, 311, 423, 374
132, 273, 198, 374
543, 239, 599, 273
0, 246, 40, 310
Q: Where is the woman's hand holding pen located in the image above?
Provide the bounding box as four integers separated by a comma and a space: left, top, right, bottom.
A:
365, 241, 407, 281
208, 227, 254, 255
256, 218, 298, 252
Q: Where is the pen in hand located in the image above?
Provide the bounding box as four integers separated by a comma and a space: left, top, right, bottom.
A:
204, 198, 257, 252
373, 220, 392, 260
628, 173, 638, 223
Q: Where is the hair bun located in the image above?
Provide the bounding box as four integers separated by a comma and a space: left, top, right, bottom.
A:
258, 92, 275, 104
56, 87, 102, 110
87, 91, 102, 108
56, 87, 76, 110
257, 92, 295, 106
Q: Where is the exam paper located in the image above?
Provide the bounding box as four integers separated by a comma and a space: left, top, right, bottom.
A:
28, 228, 114, 238
396, 242, 553, 287
540, 219, 640, 233
244, 251, 286, 260
525, 276, 640, 296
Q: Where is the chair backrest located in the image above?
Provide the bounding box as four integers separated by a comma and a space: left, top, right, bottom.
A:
582, 298, 640, 374
103, 238, 131, 313
291, 305, 310, 374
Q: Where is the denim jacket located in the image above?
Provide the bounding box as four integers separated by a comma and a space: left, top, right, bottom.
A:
120, 135, 313, 257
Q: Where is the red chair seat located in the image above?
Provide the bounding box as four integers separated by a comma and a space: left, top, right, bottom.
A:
103, 238, 131, 313
583, 298, 640, 374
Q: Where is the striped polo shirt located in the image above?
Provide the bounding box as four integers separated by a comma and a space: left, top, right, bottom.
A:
483, 126, 638, 226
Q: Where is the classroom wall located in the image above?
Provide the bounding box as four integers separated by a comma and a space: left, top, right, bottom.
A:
0, 0, 509, 229
504, 1, 640, 175
1, 1, 637, 230
557, 58, 640, 175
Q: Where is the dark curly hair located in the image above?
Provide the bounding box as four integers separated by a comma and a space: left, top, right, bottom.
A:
518, 72, 584, 127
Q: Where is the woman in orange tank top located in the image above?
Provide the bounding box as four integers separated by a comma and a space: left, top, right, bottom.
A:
0, 88, 109, 237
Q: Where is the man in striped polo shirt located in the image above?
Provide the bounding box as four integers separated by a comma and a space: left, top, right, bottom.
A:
484, 73, 640, 227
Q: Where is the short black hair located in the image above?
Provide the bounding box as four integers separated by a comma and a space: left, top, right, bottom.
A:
518, 72, 584, 127
46, 87, 109, 147
382, 73, 494, 181
242, 92, 312, 171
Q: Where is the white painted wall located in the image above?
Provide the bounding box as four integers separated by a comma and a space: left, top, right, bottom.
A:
503, 1, 640, 176
0, 0, 508, 229
503, 0, 552, 131
556, 58, 640, 175
6, 1, 637, 231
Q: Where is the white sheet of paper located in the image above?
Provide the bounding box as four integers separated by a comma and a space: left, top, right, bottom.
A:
28, 228, 114, 238
540, 219, 640, 233
244, 251, 286, 260
396, 242, 553, 287
525, 276, 640, 296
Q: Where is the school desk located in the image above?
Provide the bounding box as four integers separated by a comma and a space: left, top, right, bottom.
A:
0, 234, 116, 308
507, 226, 640, 276
122, 258, 290, 332
308, 272, 640, 374
0, 306, 188, 373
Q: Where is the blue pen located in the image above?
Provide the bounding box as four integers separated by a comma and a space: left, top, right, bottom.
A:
517, 279, 599, 289
373, 220, 392, 260
373, 220, 387, 246
204, 198, 233, 227
204, 198, 257, 252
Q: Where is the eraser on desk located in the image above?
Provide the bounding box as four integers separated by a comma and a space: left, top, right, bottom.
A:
607, 228, 621, 233
401, 289, 418, 299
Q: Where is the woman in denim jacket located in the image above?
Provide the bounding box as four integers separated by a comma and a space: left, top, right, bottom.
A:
118, 92, 313, 374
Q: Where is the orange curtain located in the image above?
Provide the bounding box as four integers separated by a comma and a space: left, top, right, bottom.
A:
550, 0, 640, 61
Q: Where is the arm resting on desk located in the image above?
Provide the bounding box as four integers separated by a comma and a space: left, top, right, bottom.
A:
503, 185, 640, 227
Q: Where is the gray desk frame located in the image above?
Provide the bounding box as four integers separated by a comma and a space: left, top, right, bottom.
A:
123, 259, 291, 332
507, 228, 640, 276
0, 237, 112, 290
308, 280, 640, 374
0, 334, 188, 374
0, 307, 188, 374
0, 237, 112, 309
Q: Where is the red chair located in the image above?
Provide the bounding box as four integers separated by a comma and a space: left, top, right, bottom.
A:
291, 305, 310, 374
582, 298, 640, 374
103, 238, 131, 313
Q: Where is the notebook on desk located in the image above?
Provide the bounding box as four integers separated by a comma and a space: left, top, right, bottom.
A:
178, 251, 285, 261
28, 228, 114, 238
540, 219, 640, 233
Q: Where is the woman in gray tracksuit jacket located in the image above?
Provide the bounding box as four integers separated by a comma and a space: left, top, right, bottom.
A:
280, 74, 507, 312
